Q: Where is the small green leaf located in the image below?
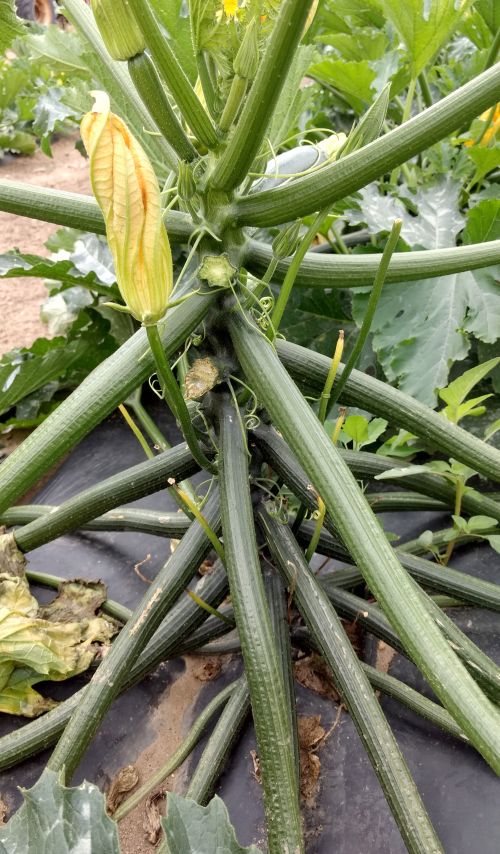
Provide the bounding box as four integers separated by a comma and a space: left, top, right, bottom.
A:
418, 530, 434, 548
0, 769, 120, 852
377, 429, 424, 458
466, 515, 498, 532
438, 358, 500, 412
341, 414, 369, 446
485, 535, 500, 553
161, 793, 262, 854
485, 418, 500, 442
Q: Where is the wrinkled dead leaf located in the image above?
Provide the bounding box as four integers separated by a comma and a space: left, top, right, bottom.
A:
250, 750, 261, 784
0, 795, 8, 825
106, 765, 139, 815
0, 533, 26, 578
298, 715, 325, 751
198, 557, 215, 576
298, 715, 325, 808
193, 656, 222, 682
294, 652, 340, 702
144, 790, 165, 845
0, 538, 119, 716
300, 750, 321, 808
184, 358, 220, 401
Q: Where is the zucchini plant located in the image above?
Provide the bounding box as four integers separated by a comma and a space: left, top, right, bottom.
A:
1, 0, 500, 851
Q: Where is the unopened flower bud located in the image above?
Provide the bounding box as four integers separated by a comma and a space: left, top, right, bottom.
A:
177, 160, 197, 202
91, 0, 145, 61
81, 91, 173, 325
272, 219, 302, 260
233, 18, 259, 80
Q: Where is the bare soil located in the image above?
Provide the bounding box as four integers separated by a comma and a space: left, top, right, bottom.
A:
0, 135, 91, 354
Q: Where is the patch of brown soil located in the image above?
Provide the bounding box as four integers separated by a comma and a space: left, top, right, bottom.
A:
375, 639, 397, 674
118, 654, 217, 854
0, 136, 91, 354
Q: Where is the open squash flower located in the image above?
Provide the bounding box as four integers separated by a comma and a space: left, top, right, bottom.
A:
80, 91, 173, 325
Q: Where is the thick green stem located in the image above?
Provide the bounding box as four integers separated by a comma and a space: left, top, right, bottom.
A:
128, 53, 197, 162
259, 508, 444, 854
304, 524, 500, 613
13, 444, 197, 553
146, 324, 216, 474
245, 237, 500, 288
128, 0, 219, 148
209, 0, 315, 191
2, 505, 190, 539
318, 580, 500, 705
114, 681, 236, 821
327, 219, 402, 413
0, 560, 229, 772
46, 491, 220, 781
185, 675, 250, 803
232, 63, 500, 226
229, 311, 500, 773
276, 340, 500, 483
0, 180, 193, 242
263, 563, 300, 785
217, 396, 303, 854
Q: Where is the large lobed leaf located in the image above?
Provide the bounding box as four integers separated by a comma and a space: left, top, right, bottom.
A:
352, 192, 500, 405
0, 0, 25, 56
0, 770, 120, 853
161, 793, 262, 854
381, 0, 474, 76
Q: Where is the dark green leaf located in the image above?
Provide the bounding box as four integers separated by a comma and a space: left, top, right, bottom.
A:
0, 769, 120, 853
281, 286, 351, 355
463, 199, 500, 244
309, 58, 376, 110
380, 0, 474, 76
161, 793, 262, 854
0, 310, 116, 416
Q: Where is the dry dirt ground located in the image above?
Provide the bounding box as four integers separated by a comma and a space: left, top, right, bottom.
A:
0, 134, 91, 354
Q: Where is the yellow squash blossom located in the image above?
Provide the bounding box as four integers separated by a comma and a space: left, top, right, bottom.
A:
465, 103, 500, 147
223, 0, 238, 18
80, 91, 173, 325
